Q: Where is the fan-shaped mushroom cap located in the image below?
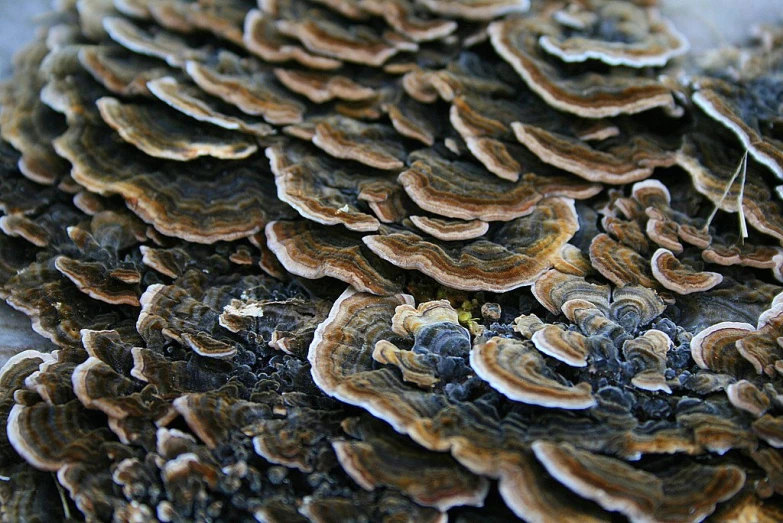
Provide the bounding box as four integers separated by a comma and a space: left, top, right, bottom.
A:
364, 197, 580, 292
185, 59, 305, 125
532, 269, 610, 315
398, 149, 600, 221
601, 216, 649, 254
53, 123, 290, 243
384, 97, 439, 147
402, 55, 515, 104
390, 299, 459, 336
71, 356, 173, 423
590, 233, 656, 288
726, 380, 771, 417
754, 414, 783, 448
267, 142, 398, 232
622, 329, 671, 393
489, 18, 680, 118
0, 215, 52, 248
373, 340, 439, 388
311, 117, 406, 170
103, 16, 208, 67
610, 286, 665, 330
275, 17, 399, 67
243, 8, 343, 70
96, 96, 258, 161
148, 0, 248, 46
8, 400, 112, 471
472, 336, 594, 408
535, 325, 591, 367
532, 441, 745, 523
702, 243, 783, 271
512, 122, 676, 184
309, 288, 413, 399
358, 0, 457, 43
736, 301, 783, 376
147, 76, 276, 136
651, 248, 723, 295
78, 46, 173, 98
266, 220, 400, 295
539, 0, 689, 68
137, 283, 238, 359
690, 322, 756, 374
334, 416, 490, 511
54, 255, 141, 306
273, 68, 376, 103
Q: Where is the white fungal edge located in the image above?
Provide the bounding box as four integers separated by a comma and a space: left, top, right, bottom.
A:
538, 17, 690, 68
693, 91, 783, 180
689, 321, 754, 370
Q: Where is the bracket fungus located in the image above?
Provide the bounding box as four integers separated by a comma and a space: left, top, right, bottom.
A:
2, 0, 783, 521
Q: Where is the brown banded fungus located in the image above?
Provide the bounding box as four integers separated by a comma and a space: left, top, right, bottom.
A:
3, 0, 783, 521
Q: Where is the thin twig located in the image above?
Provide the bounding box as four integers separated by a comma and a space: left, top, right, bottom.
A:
53, 472, 72, 520
703, 149, 749, 240
736, 150, 749, 243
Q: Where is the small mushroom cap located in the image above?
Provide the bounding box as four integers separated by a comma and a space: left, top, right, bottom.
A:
623, 329, 671, 393
103, 16, 208, 67
409, 216, 489, 241
531, 325, 590, 368
390, 299, 460, 337
690, 322, 756, 373
726, 380, 771, 417
476, 335, 592, 408
0, 42, 70, 185
79, 46, 173, 98
8, 400, 112, 471
532, 269, 610, 315
373, 340, 439, 388
650, 248, 723, 295
737, 303, 783, 376
309, 288, 414, 409
53, 256, 141, 306
276, 17, 399, 67
677, 134, 783, 244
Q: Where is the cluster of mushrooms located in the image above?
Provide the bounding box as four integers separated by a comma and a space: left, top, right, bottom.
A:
1, 0, 783, 521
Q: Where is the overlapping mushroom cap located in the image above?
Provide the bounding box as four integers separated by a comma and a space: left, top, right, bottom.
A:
2, 0, 783, 521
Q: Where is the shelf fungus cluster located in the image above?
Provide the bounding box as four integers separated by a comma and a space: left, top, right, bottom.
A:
2, 0, 783, 521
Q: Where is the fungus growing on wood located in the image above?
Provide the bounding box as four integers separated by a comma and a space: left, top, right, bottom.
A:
3, 0, 783, 520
